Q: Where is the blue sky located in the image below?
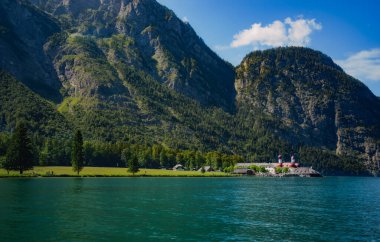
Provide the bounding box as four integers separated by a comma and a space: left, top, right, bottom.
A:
157, 0, 380, 96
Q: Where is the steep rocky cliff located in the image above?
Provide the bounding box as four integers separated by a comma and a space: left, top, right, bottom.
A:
30, 0, 236, 111
236, 47, 380, 169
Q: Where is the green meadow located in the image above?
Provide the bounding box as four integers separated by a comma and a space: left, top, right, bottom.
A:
0, 167, 234, 177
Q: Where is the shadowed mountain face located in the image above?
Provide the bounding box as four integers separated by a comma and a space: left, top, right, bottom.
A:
0, 0, 62, 101
236, 47, 380, 167
0, 1, 379, 174
30, 0, 236, 111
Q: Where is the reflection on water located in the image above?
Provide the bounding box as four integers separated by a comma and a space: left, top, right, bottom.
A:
0, 177, 379, 241
72, 178, 84, 194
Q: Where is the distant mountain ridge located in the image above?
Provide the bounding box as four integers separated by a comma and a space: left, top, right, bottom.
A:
0, 0, 379, 175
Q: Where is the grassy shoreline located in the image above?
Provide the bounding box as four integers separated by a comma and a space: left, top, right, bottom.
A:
0, 166, 236, 178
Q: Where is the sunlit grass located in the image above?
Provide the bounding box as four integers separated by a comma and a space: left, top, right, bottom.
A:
0, 166, 234, 177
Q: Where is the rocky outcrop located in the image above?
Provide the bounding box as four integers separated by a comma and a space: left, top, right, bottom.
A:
236, 47, 380, 167
30, 0, 236, 111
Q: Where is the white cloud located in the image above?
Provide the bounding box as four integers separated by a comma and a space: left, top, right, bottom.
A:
285, 18, 322, 46
336, 49, 380, 82
231, 17, 322, 48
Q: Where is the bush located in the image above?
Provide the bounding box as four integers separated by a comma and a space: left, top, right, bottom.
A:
223, 165, 234, 173
275, 167, 282, 174
275, 167, 290, 173
248, 165, 259, 172
259, 166, 267, 173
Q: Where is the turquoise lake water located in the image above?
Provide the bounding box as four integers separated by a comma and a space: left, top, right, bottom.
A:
0, 177, 379, 241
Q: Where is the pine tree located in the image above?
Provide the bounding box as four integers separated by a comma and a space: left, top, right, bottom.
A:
71, 130, 84, 175
5, 122, 34, 174
128, 155, 139, 175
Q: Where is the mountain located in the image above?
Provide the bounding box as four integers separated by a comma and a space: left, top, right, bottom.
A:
29, 0, 236, 111
0, 0, 239, 151
0, 0, 379, 175
235, 47, 380, 169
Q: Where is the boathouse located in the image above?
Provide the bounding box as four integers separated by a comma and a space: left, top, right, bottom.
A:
233, 168, 255, 175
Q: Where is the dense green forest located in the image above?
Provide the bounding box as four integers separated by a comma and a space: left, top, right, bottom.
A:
0, 127, 368, 176
0, 130, 242, 171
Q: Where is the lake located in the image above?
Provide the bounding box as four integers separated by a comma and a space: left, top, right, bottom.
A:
0, 177, 379, 241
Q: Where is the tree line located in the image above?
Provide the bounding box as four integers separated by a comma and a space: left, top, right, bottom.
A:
0, 122, 369, 176
0, 123, 243, 174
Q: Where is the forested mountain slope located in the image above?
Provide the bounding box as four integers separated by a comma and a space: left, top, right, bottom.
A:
0, 71, 71, 137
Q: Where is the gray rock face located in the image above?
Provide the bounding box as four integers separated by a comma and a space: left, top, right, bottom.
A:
30, 0, 236, 111
236, 47, 380, 166
0, 0, 61, 100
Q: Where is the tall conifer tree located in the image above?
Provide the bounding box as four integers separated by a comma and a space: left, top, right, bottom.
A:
128, 155, 139, 175
5, 122, 34, 174
71, 130, 84, 175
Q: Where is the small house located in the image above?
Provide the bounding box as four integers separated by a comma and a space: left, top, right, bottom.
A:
198, 166, 214, 172
173, 164, 184, 171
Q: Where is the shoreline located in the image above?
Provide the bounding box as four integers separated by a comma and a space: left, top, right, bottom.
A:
0, 166, 323, 178
0, 174, 238, 178
0, 166, 235, 178
0, 175, 322, 178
